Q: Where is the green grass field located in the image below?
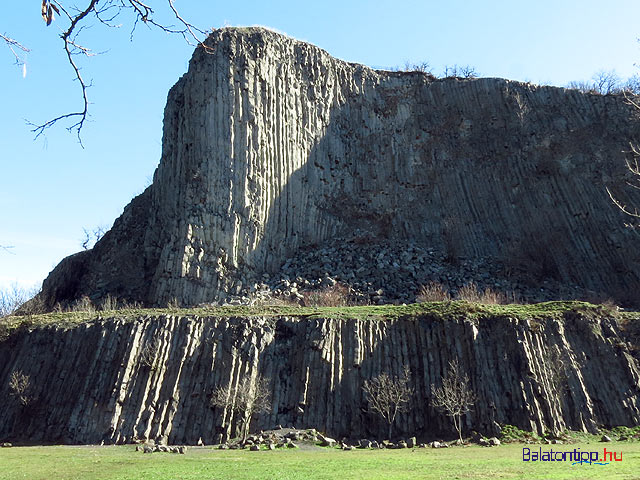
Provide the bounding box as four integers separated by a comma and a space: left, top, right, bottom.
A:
1, 442, 639, 480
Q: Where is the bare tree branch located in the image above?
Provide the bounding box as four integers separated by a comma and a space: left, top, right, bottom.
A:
607, 93, 640, 222
0, 245, 16, 255
211, 375, 271, 442
11, 1, 211, 144
1, 32, 30, 70
363, 366, 413, 439
432, 358, 476, 442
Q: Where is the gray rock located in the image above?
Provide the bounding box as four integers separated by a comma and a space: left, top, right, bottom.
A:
407, 437, 417, 448
488, 437, 501, 446
250, 445, 260, 451
39, 26, 640, 321
601, 435, 612, 442
319, 434, 337, 447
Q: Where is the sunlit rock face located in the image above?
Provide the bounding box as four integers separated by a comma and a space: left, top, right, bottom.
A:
39, 27, 640, 308
1, 311, 638, 443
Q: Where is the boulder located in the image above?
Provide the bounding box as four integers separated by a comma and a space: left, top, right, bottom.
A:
358, 439, 372, 449
319, 434, 336, 447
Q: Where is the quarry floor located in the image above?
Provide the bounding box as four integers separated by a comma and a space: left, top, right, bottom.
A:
0, 442, 639, 480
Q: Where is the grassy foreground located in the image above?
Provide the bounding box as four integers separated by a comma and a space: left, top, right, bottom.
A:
1, 442, 639, 480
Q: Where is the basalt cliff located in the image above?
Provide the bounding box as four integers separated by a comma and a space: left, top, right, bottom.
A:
37, 27, 640, 309
3, 28, 640, 445
1, 304, 639, 444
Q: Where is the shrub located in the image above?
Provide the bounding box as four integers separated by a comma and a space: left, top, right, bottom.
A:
500, 424, 541, 443
416, 282, 451, 302
302, 283, 350, 307
138, 338, 161, 369
71, 295, 95, 313
8, 370, 31, 406
456, 282, 507, 305
100, 294, 119, 311
0, 283, 39, 317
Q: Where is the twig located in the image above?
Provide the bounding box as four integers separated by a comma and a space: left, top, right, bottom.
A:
27, 1, 212, 142
1, 33, 30, 66
0, 245, 16, 255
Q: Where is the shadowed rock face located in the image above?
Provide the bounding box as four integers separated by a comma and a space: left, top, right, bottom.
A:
1, 311, 638, 444
39, 27, 640, 309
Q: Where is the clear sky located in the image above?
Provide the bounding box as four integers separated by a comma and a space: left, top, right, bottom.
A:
1, 0, 639, 290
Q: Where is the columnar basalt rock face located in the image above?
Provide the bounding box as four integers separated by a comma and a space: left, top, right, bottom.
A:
1, 311, 638, 444
39, 26, 640, 309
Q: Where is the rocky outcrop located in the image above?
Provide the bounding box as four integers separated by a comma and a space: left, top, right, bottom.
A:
36, 27, 640, 309
1, 307, 639, 444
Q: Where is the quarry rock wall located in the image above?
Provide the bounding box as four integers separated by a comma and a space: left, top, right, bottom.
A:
38, 27, 640, 309
1, 311, 639, 444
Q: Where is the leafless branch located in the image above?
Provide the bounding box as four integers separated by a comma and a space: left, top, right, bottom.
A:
211, 375, 271, 442
432, 358, 476, 442
363, 366, 413, 439
8, 370, 31, 406
0, 245, 15, 255
1, 32, 30, 68
606, 94, 640, 222
22, 1, 211, 143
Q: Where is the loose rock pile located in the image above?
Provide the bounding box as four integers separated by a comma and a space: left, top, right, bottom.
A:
136, 443, 187, 454
209, 427, 503, 451
220, 235, 598, 307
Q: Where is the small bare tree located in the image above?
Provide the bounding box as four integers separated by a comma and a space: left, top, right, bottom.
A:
432, 358, 476, 442
362, 366, 413, 440
138, 337, 161, 369
0, 284, 38, 317
9, 370, 31, 406
210, 375, 271, 442
81, 226, 107, 250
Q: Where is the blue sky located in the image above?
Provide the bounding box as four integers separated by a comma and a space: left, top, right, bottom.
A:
1, 0, 640, 290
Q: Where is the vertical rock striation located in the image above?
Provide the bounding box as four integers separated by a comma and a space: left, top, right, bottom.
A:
1, 310, 638, 443
38, 27, 640, 309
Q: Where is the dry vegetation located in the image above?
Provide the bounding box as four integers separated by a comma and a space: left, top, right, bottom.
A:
363, 366, 413, 439
417, 281, 518, 305
8, 370, 31, 406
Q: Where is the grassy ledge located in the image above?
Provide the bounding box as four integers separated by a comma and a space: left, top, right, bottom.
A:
1, 300, 636, 335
